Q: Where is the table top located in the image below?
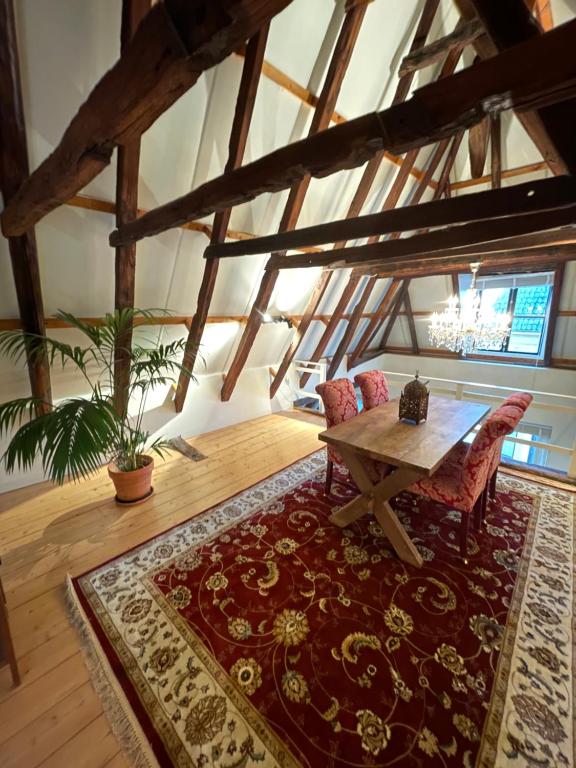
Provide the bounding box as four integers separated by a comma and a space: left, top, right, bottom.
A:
318, 395, 490, 476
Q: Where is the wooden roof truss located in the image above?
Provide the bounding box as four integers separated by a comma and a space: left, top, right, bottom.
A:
1, 0, 574, 408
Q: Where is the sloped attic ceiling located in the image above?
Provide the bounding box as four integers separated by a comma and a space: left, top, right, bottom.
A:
1, 0, 576, 410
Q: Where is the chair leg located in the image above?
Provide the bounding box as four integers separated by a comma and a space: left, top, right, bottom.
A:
325, 461, 333, 495
473, 494, 483, 530
489, 470, 497, 501
460, 511, 470, 560
481, 488, 488, 524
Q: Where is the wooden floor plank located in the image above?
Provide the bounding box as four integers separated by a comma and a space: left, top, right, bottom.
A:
0, 412, 324, 767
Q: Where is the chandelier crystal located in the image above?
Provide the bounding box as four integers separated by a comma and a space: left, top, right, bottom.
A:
428, 263, 511, 356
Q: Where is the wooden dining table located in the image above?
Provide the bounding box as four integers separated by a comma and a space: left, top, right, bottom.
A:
318, 395, 490, 568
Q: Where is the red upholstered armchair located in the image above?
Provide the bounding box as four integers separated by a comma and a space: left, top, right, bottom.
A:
354, 370, 389, 411
316, 379, 358, 493
487, 392, 533, 500
408, 405, 522, 559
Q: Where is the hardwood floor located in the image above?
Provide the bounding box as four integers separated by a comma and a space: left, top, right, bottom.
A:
0, 412, 324, 768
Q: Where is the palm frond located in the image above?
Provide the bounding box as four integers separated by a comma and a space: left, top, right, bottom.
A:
0, 397, 48, 434
3, 397, 121, 484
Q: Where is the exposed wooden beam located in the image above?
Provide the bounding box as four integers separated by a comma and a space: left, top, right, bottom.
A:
292, 0, 444, 388
233, 49, 433, 189
0, 0, 52, 411
529, 0, 554, 31
378, 282, 408, 350
403, 285, 419, 354
347, 279, 402, 369
399, 17, 483, 77
0, 0, 293, 238
490, 113, 502, 189
354, 248, 572, 279
457, 0, 571, 175
450, 160, 548, 191
113, 0, 151, 418
336, 0, 441, 247
66, 193, 322, 253
299, 274, 362, 387
326, 277, 379, 379
109, 18, 576, 248
174, 25, 269, 413
267, 205, 576, 270
468, 116, 490, 178
221, 1, 370, 401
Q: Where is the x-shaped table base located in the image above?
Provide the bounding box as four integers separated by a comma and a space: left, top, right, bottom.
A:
329, 446, 424, 568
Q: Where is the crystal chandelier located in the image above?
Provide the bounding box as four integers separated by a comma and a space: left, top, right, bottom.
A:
428, 263, 511, 356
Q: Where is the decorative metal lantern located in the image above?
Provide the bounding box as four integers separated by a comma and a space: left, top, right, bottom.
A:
399, 371, 429, 424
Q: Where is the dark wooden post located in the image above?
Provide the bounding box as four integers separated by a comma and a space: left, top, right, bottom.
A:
113, 0, 151, 417
0, 0, 52, 411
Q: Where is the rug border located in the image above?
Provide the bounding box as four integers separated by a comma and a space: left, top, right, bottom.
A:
66, 574, 160, 768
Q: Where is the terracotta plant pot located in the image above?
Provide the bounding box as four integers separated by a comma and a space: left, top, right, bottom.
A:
108, 455, 154, 504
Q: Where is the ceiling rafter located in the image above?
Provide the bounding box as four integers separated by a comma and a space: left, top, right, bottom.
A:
268, 205, 576, 271
173, 24, 270, 413
220, 0, 371, 402
0, 0, 293, 238
269, 0, 442, 398
455, 0, 572, 175
113, 0, 151, 418
108, 18, 576, 248
0, 0, 52, 412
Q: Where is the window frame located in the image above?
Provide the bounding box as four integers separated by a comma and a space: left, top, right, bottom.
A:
455, 266, 563, 366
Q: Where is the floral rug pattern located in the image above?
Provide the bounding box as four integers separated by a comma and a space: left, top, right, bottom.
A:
69, 452, 575, 767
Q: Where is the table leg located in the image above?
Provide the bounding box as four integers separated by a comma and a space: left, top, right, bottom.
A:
329, 449, 424, 568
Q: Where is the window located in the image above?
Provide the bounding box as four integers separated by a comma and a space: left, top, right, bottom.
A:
501, 422, 552, 468
459, 271, 555, 360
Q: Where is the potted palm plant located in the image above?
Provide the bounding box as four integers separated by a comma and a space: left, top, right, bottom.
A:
0, 309, 195, 503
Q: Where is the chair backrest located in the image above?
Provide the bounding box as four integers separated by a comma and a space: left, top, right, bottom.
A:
461, 405, 524, 506
315, 378, 358, 428
503, 391, 533, 411
353, 370, 389, 410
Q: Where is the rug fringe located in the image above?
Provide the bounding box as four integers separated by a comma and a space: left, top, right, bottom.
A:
65, 575, 159, 768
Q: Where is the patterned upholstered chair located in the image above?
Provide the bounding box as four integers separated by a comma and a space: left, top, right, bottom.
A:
354, 370, 390, 411
487, 392, 533, 500
315, 379, 359, 493
408, 405, 523, 559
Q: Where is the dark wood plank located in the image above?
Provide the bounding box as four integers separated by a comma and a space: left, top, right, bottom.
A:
399, 17, 483, 77
354, 248, 573, 279
108, 15, 576, 248
206, 176, 576, 259
267, 205, 576, 270
0, 0, 293, 237
113, 0, 151, 418
221, 1, 370, 401
468, 115, 490, 178
491, 113, 502, 189
173, 25, 269, 413
0, 0, 52, 411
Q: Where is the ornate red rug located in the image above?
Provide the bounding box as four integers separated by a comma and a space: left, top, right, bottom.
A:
68, 451, 575, 768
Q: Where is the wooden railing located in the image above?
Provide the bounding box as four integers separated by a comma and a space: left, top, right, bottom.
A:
294, 361, 576, 478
